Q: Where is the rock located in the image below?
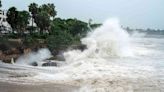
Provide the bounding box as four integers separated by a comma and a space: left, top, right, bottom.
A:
56, 54, 65, 61
0, 44, 9, 51
30, 62, 38, 66
0, 50, 3, 56
69, 44, 87, 51
42, 61, 57, 67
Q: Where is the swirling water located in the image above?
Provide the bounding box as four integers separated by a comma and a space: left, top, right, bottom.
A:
0, 19, 164, 92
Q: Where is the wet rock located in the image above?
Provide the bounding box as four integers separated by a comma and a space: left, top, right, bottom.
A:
30, 62, 38, 66
42, 61, 57, 67
69, 44, 87, 51
56, 54, 65, 61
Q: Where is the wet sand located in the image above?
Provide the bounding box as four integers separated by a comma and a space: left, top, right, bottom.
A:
0, 82, 79, 92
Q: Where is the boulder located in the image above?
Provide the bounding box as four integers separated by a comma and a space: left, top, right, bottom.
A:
42, 61, 57, 67
30, 62, 38, 66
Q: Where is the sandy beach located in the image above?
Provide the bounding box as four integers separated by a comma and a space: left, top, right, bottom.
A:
0, 82, 78, 92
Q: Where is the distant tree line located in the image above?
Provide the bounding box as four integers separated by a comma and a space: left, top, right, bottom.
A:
125, 27, 164, 35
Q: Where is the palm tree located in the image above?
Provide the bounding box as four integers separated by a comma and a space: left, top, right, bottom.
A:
28, 3, 38, 34
40, 3, 57, 19
17, 11, 30, 36
47, 3, 57, 19
6, 7, 18, 33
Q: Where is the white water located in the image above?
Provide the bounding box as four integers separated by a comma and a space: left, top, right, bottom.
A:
65, 18, 133, 63
15, 48, 52, 65
0, 18, 164, 92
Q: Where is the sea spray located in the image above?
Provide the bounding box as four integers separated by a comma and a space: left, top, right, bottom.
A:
0, 16, 160, 92
16, 48, 52, 65
130, 31, 146, 38
14, 19, 138, 92
64, 18, 133, 63
0, 18, 158, 92
48, 18, 143, 92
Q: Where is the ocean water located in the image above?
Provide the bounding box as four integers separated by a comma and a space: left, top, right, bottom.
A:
0, 18, 164, 92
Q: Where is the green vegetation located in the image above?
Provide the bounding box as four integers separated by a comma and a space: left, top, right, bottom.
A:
6, 7, 18, 32
0, 1, 101, 53
28, 3, 57, 34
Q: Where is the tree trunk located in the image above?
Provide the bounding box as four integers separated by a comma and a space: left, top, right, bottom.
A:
31, 17, 34, 35
40, 28, 43, 35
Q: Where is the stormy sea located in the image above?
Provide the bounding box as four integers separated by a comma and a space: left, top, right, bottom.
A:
0, 18, 164, 92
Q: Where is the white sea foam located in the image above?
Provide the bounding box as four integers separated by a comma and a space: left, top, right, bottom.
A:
64, 18, 133, 63
47, 18, 156, 92
131, 31, 146, 38
1, 18, 160, 92
15, 48, 52, 65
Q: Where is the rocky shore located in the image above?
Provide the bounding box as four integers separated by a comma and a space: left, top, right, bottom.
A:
0, 38, 47, 63
0, 38, 86, 64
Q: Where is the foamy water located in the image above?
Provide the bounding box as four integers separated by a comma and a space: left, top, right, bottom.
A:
16, 48, 52, 65
64, 18, 133, 63
0, 18, 164, 92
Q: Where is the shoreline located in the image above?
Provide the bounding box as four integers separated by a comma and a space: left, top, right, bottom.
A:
0, 81, 79, 92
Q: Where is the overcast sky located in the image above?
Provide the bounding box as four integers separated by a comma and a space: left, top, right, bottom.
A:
2, 0, 164, 29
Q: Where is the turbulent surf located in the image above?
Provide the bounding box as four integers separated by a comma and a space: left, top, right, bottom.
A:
0, 18, 164, 92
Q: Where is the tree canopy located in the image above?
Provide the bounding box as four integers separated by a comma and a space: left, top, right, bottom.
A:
5, 2, 98, 52
6, 7, 30, 36
6, 7, 18, 32
17, 11, 30, 35
28, 3, 57, 34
